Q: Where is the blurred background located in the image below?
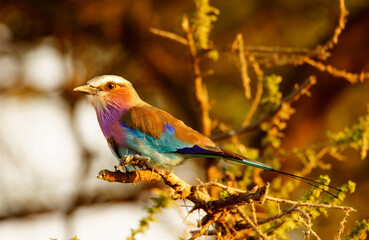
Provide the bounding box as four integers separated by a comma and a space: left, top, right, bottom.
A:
0, 0, 369, 239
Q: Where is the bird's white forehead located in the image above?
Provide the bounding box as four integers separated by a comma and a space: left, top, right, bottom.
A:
87, 75, 132, 87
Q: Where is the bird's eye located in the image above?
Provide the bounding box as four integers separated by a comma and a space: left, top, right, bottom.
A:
106, 82, 116, 90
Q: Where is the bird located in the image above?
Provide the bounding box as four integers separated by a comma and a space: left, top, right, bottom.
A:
74, 75, 340, 195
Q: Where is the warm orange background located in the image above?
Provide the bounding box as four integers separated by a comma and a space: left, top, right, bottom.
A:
0, 0, 368, 239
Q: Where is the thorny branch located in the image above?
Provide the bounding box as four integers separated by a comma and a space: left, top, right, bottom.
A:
98, 168, 268, 239
97, 156, 355, 239
98, 168, 268, 209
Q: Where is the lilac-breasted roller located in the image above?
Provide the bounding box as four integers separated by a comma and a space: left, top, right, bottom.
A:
74, 75, 339, 194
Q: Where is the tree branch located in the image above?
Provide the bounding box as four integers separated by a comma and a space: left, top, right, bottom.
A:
97, 166, 270, 239
97, 169, 162, 183
97, 168, 268, 208
181, 16, 212, 136
96, 153, 356, 239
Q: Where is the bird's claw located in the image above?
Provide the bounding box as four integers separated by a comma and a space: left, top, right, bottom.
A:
116, 155, 150, 171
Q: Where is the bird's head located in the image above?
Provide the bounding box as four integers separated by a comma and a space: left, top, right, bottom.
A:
73, 75, 141, 111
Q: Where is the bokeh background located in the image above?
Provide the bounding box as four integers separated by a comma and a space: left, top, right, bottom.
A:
0, 0, 369, 239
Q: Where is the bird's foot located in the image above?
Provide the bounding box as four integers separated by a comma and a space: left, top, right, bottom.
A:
115, 155, 134, 171
116, 155, 150, 172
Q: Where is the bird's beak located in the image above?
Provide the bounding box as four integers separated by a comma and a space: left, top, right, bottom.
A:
73, 84, 97, 95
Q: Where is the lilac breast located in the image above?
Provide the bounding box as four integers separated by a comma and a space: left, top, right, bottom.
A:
96, 105, 127, 146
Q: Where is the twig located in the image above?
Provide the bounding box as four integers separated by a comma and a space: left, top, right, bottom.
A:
251, 203, 258, 225
285, 75, 316, 102
149, 27, 188, 46
337, 208, 355, 239
237, 207, 269, 239
148, 28, 325, 59
232, 34, 251, 99
190, 212, 221, 240
212, 76, 316, 141
243, 81, 263, 126
148, 28, 328, 59
198, 184, 269, 212
247, 53, 265, 77
317, 0, 349, 57
192, 181, 246, 195
245, 45, 327, 57
296, 207, 321, 240
303, 57, 369, 84
257, 206, 298, 225
234, 206, 298, 230
190, 229, 218, 237
241, 53, 265, 126
265, 196, 356, 211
